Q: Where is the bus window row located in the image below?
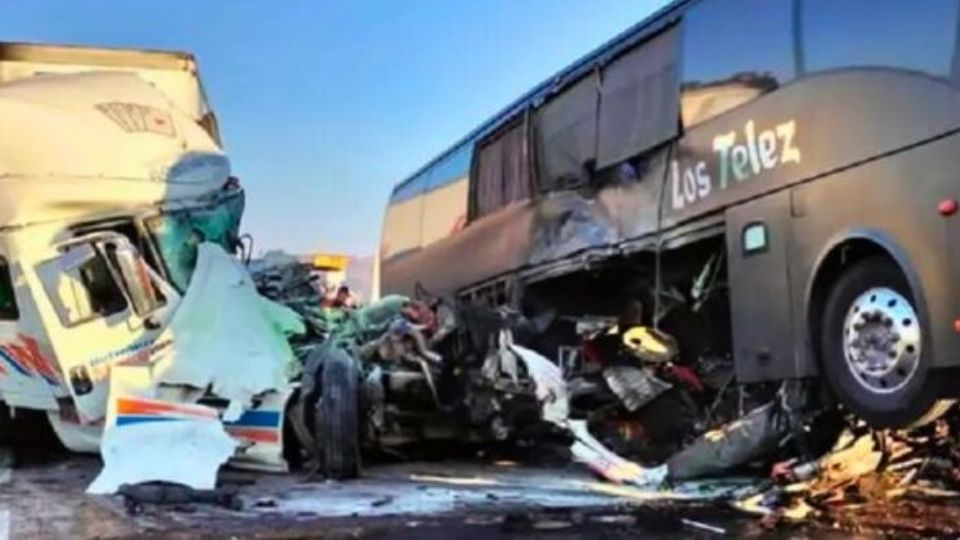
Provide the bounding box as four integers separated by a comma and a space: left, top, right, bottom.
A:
384, 0, 960, 259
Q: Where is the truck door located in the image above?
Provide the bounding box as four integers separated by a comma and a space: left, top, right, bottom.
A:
725, 191, 796, 383
0, 252, 62, 409
35, 234, 177, 422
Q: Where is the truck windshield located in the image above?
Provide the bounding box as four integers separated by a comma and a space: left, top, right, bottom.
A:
145, 194, 244, 292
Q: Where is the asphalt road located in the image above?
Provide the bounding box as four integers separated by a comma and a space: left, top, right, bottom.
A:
0, 454, 945, 538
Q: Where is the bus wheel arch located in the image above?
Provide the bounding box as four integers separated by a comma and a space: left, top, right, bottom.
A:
808, 237, 900, 356
808, 236, 950, 428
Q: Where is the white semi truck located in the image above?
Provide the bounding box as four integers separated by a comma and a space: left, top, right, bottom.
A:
0, 43, 289, 472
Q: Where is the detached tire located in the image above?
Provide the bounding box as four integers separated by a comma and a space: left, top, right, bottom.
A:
316, 347, 361, 479
820, 257, 951, 428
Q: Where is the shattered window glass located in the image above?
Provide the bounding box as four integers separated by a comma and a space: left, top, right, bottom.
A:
146, 214, 203, 292
146, 195, 244, 292
0, 257, 18, 320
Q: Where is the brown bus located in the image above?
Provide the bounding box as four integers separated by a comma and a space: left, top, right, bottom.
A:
378, 0, 960, 427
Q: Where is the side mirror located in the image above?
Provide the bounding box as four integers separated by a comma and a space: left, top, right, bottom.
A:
101, 242, 162, 318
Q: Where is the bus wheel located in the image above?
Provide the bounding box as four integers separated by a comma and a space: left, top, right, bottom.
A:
820, 257, 951, 428
315, 347, 361, 479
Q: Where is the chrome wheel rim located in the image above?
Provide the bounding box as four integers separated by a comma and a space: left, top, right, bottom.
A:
842, 287, 921, 395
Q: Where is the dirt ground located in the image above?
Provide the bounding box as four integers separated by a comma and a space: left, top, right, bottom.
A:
3, 453, 955, 539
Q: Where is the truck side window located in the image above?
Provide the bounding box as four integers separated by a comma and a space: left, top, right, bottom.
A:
42, 249, 129, 327
0, 257, 18, 320
79, 254, 128, 318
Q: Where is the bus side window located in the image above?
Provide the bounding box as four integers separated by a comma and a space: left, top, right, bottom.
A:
681, 0, 795, 127
0, 257, 19, 320
799, 0, 958, 79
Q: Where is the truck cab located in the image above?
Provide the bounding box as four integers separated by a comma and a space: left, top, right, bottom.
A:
0, 43, 278, 461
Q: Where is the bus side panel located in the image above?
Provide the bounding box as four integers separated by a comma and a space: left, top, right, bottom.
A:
420, 177, 468, 247
381, 149, 667, 299
379, 194, 424, 263
380, 200, 536, 298
788, 132, 960, 378
724, 191, 796, 383
662, 70, 960, 231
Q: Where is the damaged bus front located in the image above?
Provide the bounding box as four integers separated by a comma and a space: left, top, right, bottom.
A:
0, 43, 291, 477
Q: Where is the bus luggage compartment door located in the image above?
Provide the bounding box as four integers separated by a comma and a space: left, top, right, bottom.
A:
725, 191, 795, 383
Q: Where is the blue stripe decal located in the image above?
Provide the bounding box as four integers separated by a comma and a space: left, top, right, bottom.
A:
116, 415, 182, 426
0, 348, 29, 377
224, 410, 281, 428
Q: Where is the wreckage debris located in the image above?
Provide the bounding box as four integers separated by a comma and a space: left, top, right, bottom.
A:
724, 408, 960, 533
43, 241, 960, 536
118, 482, 242, 515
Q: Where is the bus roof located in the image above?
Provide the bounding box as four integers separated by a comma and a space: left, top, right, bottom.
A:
391, 0, 690, 197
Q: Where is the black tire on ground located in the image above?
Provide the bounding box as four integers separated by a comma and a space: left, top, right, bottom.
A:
316, 346, 361, 479
820, 256, 951, 428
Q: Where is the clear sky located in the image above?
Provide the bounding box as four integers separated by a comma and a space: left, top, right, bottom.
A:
0, 1, 670, 256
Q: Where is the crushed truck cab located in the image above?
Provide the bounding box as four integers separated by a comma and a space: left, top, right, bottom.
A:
0, 43, 291, 476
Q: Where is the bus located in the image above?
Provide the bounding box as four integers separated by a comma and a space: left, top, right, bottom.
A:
378, 0, 960, 428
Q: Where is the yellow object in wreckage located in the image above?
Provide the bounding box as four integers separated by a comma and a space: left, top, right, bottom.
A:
617, 326, 678, 364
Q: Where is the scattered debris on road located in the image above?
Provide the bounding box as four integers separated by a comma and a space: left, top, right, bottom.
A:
8, 245, 960, 536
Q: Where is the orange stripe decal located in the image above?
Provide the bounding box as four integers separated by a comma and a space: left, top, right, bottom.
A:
116, 397, 218, 419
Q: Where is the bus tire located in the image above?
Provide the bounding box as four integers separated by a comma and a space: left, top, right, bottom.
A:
316, 347, 361, 479
820, 256, 951, 428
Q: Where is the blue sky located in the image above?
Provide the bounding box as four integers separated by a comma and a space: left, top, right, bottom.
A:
0, 1, 669, 255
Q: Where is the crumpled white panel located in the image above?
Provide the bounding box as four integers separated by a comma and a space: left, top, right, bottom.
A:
87, 243, 299, 493
506, 341, 569, 425
151, 242, 295, 420
87, 414, 237, 494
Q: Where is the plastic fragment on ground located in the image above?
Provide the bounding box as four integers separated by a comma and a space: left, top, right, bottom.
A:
87, 401, 236, 494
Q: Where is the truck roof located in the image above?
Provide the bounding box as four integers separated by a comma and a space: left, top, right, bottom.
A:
0, 41, 213, 126
0, 70, 229, 229
0, 41, 196, 71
